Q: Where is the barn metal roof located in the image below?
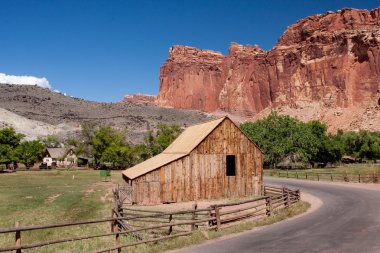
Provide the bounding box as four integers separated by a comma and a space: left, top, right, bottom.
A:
122, 117, 226, 180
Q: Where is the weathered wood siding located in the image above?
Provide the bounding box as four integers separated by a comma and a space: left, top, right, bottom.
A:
132, 119, 263, 205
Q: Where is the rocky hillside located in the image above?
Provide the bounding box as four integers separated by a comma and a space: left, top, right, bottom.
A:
152, 7, 380, 132
0, 84, 213, 143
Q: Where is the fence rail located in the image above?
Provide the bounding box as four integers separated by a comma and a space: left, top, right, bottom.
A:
270, 171, 379, 183
0, 185, 300, 253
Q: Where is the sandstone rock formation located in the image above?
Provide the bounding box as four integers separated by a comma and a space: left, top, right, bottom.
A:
155, 8, 380, 132
124, 94, 156, 104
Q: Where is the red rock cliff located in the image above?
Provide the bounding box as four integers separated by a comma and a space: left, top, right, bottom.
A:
124, 94, 156, 104
157, 46, 225, 112
156, 8, 380, 131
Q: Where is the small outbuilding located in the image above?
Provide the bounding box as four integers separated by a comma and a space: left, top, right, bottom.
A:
122, 117, 263, 205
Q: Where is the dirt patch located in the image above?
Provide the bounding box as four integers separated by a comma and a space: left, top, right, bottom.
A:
84, 181, 117, 203
84, 188, 95, 197
100, 187, 114, 203
44, 194, 61, 204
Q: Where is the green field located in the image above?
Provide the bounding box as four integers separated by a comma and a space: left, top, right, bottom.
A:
0, 169, 310, 252
0, 169, 124, 252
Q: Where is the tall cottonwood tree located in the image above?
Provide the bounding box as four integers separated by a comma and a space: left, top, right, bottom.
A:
0, 128, 24, 169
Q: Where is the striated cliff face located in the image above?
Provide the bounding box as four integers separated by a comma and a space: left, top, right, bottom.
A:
157, 46, 225, 112
124, 94, 156, 104
155, 8, 380, 131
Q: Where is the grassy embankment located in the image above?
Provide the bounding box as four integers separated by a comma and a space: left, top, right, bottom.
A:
0, 170, 309, 252
126, 201, 310, 253
264, 164, 380, 178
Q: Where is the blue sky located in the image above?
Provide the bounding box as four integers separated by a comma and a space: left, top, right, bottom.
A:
0, 0, 379, 102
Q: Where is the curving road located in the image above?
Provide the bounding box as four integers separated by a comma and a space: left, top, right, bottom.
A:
171, 178, 380, 253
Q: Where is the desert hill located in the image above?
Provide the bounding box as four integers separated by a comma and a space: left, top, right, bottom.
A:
0, 84, 212, 143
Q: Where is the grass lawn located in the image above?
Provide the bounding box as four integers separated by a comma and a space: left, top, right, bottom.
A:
0, 169, 124, 252
0, 169, 310, 252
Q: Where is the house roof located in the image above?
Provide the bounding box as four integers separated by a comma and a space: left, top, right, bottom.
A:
46, 148, 69, 158
122, 117, 226, 180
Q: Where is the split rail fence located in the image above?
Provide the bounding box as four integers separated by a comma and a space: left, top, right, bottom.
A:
0, 185, 300, 253
272, 171, 379, 183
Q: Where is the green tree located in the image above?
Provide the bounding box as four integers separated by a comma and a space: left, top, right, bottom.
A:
91, 126, 128, 166
0, 145, 16, 169
0, 128, 24, 169
67, 122, 97, 158
145, 123, 181, 157
241, 112, 316, 167
101, 144, 137, 168
306, 121, 343, 165
241, 112, 340, 168
40, 135, 61, 148
14, 140, 45, 168
338, 130, 380, 161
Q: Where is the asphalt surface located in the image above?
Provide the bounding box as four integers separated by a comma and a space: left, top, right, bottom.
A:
172, 178, 380, 253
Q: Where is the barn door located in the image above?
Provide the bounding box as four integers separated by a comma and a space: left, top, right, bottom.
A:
160, 165, 176, 203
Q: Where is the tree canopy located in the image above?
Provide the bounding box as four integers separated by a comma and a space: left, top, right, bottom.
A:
14, 140, 45, 167
68, 122, 181, 169
0, 128, 24, 168
144, 123, 181, 157
240, 112, 380, 168
39, 135, 62, 148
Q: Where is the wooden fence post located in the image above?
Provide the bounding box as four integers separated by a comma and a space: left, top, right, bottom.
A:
330, 173, 333, 182
286, 170, 289, 178
296, 172, 298, 179
317, 173, 319, 181
305, 172, 308, 180
285, 189, 290, 208
373, 172, 378, 183
208, 209, 214, 228
168, 214, 173, 235
215, 207, 221, 230
111, 207, 121, 253
358, 173, 361, 183
266, 196, 272, 216
112, 195, 121, 253
191, 203, 198, 231
110, 208, 114, 233
15, 221, 21, 253
344, 172, 348, 182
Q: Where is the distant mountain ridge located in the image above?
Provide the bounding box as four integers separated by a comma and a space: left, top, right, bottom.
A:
0, 84, 212, 143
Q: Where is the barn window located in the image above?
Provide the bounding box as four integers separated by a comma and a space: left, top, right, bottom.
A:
226, 155, 236, 176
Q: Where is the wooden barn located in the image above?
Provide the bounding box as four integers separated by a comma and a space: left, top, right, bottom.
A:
122, 117, 263, 205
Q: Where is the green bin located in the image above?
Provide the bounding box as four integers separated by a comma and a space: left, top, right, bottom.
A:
100, 170, 111, 177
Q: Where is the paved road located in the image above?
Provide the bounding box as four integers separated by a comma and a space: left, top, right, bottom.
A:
172, 178, 380, 253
